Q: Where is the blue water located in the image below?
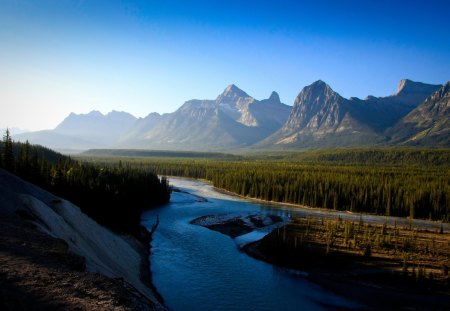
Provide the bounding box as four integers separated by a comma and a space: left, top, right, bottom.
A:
141, 178, 360, 311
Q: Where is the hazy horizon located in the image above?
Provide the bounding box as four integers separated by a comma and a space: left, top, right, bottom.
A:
1, 0, 449, 131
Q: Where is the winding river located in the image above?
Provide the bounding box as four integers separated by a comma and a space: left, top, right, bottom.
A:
141, 177, 447, 311
141, 178, 355, 310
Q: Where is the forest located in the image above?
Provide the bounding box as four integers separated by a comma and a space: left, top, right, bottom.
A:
82, 149, 450, 222
0, 130, 171, 235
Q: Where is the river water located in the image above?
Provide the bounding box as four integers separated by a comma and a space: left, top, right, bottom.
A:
141, 178, 366, 310
142, 177, 448, 310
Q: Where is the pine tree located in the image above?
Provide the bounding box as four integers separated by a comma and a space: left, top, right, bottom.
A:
2, 129, 14, 172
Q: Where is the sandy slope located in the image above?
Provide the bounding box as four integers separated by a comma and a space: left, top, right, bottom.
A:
0, 169, 165, 310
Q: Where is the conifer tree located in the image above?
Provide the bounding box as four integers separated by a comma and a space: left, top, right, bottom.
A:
2, 129, 14, 172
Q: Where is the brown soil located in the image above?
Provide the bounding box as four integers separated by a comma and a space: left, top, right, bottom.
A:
0, 217, 160, 311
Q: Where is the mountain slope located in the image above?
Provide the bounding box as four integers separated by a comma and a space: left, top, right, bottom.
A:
12, 79, 446, 151
259, 81, 381, 148
258, 80, 442, 148
128, 85, 291, 150
348, 79, 442, 132
387, 82, 450, 146
16, 110, 138, 150
118, 112, 164, 146
54, 110, 137, 144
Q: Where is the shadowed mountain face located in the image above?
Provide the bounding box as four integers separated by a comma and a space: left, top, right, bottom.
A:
348, 79, 442, 133
387, 82, 450, 146
119, 84, 291, 150
258, 80, 442, 148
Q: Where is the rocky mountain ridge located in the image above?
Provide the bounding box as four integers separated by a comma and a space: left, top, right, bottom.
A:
259, 79, 443, 148
13, 80, 449, 151
118, 84, 292, 150
387, 82, 450, 146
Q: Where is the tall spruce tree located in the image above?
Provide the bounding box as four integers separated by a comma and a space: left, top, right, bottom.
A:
2, 129, 14, 172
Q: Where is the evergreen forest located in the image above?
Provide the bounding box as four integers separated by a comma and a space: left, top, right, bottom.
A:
0, 130, 171, 235
83, 149, 450, 222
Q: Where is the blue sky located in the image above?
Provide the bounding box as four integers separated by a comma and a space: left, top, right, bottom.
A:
1, 0, 449, 130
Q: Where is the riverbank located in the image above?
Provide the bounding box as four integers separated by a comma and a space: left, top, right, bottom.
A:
0, 169, 166, 310
178, 175, 450, 310
166, 175, 449, 231
244, 239, 450, 310
243, 216, 450, 310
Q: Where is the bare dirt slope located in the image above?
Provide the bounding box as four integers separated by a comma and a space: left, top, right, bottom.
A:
0, 169, 166, 310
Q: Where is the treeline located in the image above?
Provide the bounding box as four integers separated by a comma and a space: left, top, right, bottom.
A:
82, 148, 242, 159
248, 148, 450, 166
0, 130, 170, 235
85, 156, 450, 221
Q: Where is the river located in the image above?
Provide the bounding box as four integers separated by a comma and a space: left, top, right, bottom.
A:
141, 177, 447, 311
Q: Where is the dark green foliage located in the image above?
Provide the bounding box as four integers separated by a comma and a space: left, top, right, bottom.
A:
2, 129, 14, 171
82, 149, 241, 159
84, 148, 450, 221
242, 148, 450, 166
0, 132, 170, 235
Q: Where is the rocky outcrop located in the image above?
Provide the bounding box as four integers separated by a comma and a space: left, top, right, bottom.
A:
258, 79, 442, 148
387, 82, 450, 146
260, 81, 380, 147
124, 84, 291, 150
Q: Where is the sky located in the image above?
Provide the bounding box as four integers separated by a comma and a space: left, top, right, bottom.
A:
0, 0, 449, 131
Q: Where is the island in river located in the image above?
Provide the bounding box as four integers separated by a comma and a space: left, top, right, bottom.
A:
191, 204, 450, 310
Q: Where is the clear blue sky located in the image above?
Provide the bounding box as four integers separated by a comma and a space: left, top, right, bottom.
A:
1, 0, 449, 130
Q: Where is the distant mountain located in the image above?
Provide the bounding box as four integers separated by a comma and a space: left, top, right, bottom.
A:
15, 110, 137, 150
258, 79, 442, 148
120, 84, 291, 150
54, 110, 137, 144
348, 79, 441, 132
259, 81, 381, 148
12, 79, 447, 152
387, 82, 450, 146
14, 130, 103, 151
117, 112, 164, 145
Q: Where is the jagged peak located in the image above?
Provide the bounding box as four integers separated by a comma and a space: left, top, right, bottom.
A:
268, 91, 281, 103
87, 110, 103, 116
146, 112, 161, 117
311, 79, 327, 86
396, 79, 414, 95
305, 80, 333, 92
107, 110, 126, 115
364, 95, 377, 101
218, 84, 250, 99
395, 79, 442, 96
106, 110, 136, 119
429, 81, 450, 101
300, 80, 336, 96
66, 110, 102, 118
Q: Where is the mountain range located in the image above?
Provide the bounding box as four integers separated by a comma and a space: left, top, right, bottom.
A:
15, 80, 449, 151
